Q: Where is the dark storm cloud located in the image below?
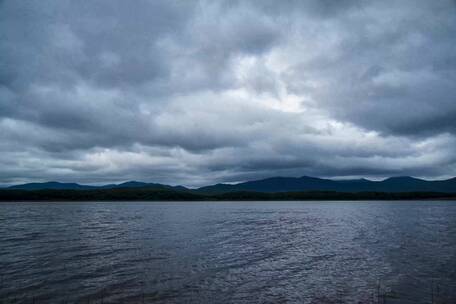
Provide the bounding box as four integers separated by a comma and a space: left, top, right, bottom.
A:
282, 0, 456, 137
1, 0, 456, 186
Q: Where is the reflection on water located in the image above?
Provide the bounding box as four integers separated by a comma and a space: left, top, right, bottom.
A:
0, 201, 455, 303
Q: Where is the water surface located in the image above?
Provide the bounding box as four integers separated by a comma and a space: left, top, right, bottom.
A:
1, 201, 455, 303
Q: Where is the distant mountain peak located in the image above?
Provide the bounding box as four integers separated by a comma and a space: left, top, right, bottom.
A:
383, 176, 423, 182
119, 181, 146, 186
299, 175, 325, 180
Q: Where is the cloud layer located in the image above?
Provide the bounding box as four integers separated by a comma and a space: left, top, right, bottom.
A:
1, 0, 456, 186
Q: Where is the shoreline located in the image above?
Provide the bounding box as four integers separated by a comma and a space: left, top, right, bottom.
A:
1, 188, 456, 202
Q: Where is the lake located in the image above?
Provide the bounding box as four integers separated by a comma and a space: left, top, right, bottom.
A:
1, 201, 455, 303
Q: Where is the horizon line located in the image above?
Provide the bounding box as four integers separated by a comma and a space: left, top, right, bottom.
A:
2, 174, 456, 189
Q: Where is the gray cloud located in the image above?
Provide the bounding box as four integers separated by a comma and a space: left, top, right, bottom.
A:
1, 0, 456, 186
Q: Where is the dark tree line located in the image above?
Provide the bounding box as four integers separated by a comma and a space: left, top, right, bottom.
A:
0, 188, 455, 201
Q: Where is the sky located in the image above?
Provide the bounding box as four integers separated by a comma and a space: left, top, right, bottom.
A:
1, 0, 456, 186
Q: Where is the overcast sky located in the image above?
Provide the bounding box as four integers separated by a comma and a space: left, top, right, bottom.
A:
1, 0, 456, 186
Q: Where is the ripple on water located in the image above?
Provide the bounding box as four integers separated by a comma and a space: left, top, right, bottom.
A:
0, 201, 455, 303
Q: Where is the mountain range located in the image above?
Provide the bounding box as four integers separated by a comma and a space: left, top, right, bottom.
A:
4, 176, 456, 193
6, 181, 187, 191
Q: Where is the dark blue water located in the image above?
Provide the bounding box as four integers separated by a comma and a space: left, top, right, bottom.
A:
1, 201, 455, 303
